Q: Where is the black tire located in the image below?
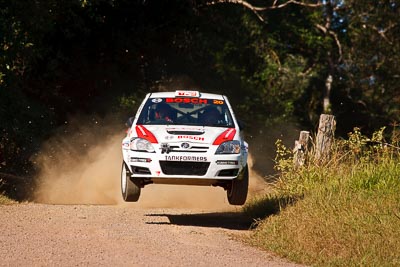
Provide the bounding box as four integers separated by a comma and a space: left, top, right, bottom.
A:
227, 165, 249, 205
121, 162, 141, 202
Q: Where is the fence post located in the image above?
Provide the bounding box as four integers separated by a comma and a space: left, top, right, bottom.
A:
293, 131, 310, 168
315, 114, 336, 162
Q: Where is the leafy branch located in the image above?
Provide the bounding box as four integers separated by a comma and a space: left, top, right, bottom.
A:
206, 0, 324, 22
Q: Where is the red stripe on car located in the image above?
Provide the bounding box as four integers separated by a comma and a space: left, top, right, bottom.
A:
213, 128, 236, 145
135, 125, 158, 143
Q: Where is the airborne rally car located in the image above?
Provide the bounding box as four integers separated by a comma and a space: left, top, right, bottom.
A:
121, 91, 249, 205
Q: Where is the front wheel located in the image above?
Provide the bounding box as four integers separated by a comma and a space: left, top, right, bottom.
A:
121, 162, 141, 202
227, 165, 249, 205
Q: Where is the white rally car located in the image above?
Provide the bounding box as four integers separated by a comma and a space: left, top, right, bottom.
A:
121, 91, 249, 205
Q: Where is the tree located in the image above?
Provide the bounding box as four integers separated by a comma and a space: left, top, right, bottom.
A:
335, 0, 400, 134
204, 0, 399, 134
203, 1, 333, 123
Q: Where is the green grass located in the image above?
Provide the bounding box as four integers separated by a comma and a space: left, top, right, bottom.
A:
245, 131, 400, 266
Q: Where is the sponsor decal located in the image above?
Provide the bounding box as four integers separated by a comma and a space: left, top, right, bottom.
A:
166, 127, 204, 132
166, 98, 208, 104
151, 98, 163, 103
177, 135, 204, 141
165, 155, 207, 162
160, 143, 171, 154
175, 91, 200, 97
213, 100, 224, 105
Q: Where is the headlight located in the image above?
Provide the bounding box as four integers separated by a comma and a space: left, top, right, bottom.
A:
130, 138, 155, 152
215, 140, 241, 154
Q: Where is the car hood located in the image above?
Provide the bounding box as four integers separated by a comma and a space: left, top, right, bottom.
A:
137, 125, 231, 145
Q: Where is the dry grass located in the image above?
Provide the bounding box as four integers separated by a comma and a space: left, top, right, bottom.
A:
245, 128, 400, 266
0, 193, 16, 204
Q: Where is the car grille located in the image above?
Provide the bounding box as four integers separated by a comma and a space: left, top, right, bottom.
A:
168, 145, 209, 153
159, 161, 210, 176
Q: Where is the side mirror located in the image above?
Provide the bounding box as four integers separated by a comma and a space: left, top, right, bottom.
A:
237, 120, 245, 131
125, 117, 134, 128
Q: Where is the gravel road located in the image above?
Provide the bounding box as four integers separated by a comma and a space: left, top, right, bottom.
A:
0, 131, 303, 266
0, 203, 302, 266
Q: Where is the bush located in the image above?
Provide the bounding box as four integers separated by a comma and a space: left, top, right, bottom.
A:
245, 127, 400, 266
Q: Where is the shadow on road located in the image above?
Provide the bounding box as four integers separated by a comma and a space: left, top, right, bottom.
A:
145, 211, 254, 230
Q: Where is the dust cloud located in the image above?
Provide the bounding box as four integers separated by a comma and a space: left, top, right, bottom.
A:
33, 116, 124, 205
246, 122, 301, 181
33, 115, 270, 209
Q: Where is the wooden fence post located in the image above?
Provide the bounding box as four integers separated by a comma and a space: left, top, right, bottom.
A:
315, 114, 336, 162
293, 131, 310, 168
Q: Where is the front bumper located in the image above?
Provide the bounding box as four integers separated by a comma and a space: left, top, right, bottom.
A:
122, 149, 244, 182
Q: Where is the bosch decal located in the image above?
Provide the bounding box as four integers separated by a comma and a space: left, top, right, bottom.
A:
177, 136, 205, 141
166, 98, 208, 104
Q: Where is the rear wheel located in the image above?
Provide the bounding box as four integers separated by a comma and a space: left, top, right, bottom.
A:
227, 165, 249, 205
121, 162, 141, 202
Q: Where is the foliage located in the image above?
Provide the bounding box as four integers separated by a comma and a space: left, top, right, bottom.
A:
190, 6, 321, 125
0, 0, 186, 176
0, 0, 399, 194
273, 139, 294, 173
333, 0, 400, 134
0, 193, 16, 205
244, 128, 400, 266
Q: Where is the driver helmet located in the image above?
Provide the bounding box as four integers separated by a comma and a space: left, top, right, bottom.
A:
155, 103, 173, 122
201, 106, 221, 125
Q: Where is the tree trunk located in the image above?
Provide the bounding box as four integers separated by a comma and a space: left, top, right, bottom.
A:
315, 114, 336, 162
323, 74, 333, 113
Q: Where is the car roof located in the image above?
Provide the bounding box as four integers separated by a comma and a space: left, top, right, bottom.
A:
148, 91, 225, 100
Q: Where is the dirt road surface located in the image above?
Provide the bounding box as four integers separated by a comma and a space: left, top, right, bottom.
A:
0, 203, 302, 266
0, 127, 303, 266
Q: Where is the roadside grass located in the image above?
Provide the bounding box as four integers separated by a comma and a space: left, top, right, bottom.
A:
245, 128, 400, 266
0, 193, 15, 204
0, 177, 18, 204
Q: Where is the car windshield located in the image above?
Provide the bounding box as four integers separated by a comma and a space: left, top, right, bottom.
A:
137, 97, 235, 127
